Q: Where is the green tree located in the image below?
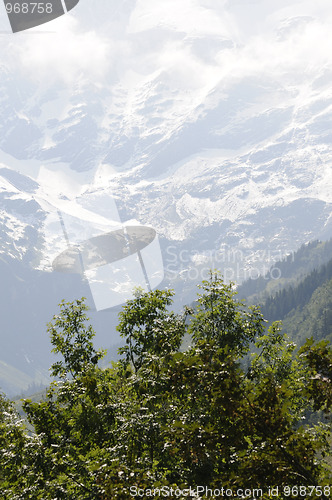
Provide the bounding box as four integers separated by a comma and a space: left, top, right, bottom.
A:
49, 298, 105, 379
300, 337, 332, 413
21, 299, 113, 499
1, 276, 331, 499
188, 273, 265, 355
241, 323, 330, 490
117, 288, 185, 371
0, 392, 29, 497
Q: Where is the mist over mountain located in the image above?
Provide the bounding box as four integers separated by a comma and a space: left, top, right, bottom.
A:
0, 0, 331, 394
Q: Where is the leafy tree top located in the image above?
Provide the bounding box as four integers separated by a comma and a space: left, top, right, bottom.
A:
48, 298, 106, 379
189, 271, 265, 357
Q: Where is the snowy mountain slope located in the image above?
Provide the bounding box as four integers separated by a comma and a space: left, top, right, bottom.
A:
0, 0, 331, 393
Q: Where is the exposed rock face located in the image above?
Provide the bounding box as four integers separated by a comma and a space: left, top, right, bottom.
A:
0, 0, 331, 394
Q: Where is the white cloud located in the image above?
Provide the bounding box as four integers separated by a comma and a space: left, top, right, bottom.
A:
128, 0, 235, 38
123, 0, 332, 97
0, 0, 332, 124
214, 14, 332, 87
1, 0, 331, 93
11, 15, 111, 85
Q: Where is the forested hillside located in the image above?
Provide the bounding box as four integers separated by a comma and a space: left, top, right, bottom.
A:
237, 238, 332, 303
259, 256, 332, 348
237, 239, 332, 348
282, 278, 332, 347
260, 258, 332, 323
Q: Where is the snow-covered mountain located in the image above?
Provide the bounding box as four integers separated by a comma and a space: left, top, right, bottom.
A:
0, 0, 331, 394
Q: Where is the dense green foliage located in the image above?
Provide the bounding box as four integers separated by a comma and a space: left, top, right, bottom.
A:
1, 275, 332, 499
279, 278, 332, 346
258, 260, 332, 347
237, 239, 332, 350
260, 260, 332, 324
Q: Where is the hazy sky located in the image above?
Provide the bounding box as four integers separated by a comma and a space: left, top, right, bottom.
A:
0, 0, 331, 91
